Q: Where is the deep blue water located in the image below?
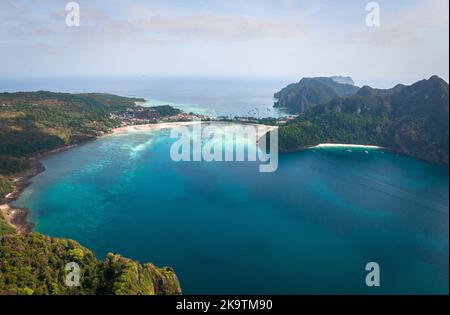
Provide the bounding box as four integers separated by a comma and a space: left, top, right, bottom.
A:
0, 76, 289, 117
13, 128, 449, 294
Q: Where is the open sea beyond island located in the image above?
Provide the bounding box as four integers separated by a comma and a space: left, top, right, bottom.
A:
5, 77, 449, 294
0, 76, 289, 118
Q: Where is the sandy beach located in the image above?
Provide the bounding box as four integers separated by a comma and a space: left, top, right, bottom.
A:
111, 121, 277, 135
311, 143, 384, 149
111, 121, 203, 134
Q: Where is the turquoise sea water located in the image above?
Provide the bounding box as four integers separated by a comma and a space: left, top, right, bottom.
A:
13, 128, 449, 294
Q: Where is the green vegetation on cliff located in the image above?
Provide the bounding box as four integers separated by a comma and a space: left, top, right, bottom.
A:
278, 112, 384, 151
0, 176, 13, 199
0, 92, 143, 162
100, 253, 181, 295
277, 76, 449, 164
0, 227, 181, 295
0, 156, 29, 175
0, 213, 15, 237
152, 105, 182, 117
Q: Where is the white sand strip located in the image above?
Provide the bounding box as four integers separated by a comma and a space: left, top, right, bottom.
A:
311, 143, 383, 149
111, 121, 277, 135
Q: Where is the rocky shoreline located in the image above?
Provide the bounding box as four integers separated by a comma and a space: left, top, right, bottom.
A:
0, 142, 92, 235
0, 204, 33, 235
0, 158, 44, 234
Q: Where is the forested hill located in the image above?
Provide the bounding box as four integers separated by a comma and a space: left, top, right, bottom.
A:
273, 77, 359, 113
0, 91, 142, 159
277, 76, 449, 164
0, 225, 182, 295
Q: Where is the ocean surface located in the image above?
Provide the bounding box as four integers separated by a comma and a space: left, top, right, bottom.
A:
13, 127, 449, 294
0, 76, 289, 118
4, 76, 449, 294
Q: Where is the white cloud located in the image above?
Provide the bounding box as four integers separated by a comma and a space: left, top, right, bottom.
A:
1, 4, 304, 45
0, 0, 447, 82
63, 12, 304, 43
347, 0, 449, 47
132, 14, 304, 41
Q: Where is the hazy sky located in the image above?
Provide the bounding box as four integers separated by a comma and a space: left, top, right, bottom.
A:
0, 0, 448, 87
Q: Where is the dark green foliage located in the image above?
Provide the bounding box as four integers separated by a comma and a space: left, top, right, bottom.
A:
356, 84, 406, 98
0, 176, 13, 199
0, 233, 100, 295
278, 112, 384, 151
100, 253, 182, 295
277, 76, 449, 164
0, 92, 142, 158
0, 233, 182, 295
0, 156, 30, 175
0, 213, 15, 237
151, 105, 182, 116
0, 91, 143, 110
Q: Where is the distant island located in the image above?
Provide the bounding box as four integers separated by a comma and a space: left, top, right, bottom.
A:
274, 75, 449, 164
